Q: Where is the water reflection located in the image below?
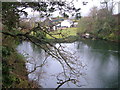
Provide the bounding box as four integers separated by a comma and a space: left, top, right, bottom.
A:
76, 40, 118, 88
17, 40, 118, 88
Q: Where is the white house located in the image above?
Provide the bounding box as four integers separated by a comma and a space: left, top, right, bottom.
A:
61, 20, 73, 28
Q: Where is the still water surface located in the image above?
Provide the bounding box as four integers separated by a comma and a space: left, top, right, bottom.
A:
17, 40, 119, 88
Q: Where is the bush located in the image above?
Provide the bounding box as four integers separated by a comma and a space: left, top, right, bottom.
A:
77, 7, 118, 42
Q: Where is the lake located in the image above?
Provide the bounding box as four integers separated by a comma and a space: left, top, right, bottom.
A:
17, 39, 119, 88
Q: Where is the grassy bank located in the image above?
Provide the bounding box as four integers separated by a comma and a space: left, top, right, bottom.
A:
2, 36, 39, 88
46, 27, 119, 43
46, 28, 77, 39
46, 36, 78, 43
45, 28, 78, 43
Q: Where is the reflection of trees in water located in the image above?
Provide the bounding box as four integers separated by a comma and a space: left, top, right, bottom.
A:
24, 40, 118, 88
77, 39, 118, 64
78, 39, 118, 51
76, 40, 118, 88
76, 39, 119, 63
19, 40, 118, 88
20, 41, 86, 89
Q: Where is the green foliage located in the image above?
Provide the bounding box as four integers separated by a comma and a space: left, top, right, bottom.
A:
2, 2, 20, 30
2, 46, 11, 57
35, 31, 46, 39
1, 1, 83, 88
2, 36, 39, 88
30, 30, 47, 39
2, 62, 11, 88
77, 17, 90, 34
2, 37, 20, 88
77, 7, 119, 42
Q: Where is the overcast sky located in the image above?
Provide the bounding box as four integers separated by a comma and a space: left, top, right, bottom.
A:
20, 0, 120, 18
79, 0, 119, 16
64, 0, 119, 16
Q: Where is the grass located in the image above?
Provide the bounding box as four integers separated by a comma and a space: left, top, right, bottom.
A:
46, 27, 77, 39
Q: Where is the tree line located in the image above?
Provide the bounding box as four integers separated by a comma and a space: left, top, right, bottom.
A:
77, 0, 119, 42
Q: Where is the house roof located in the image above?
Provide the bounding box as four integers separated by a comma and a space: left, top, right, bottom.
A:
52, 18, 64, 22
